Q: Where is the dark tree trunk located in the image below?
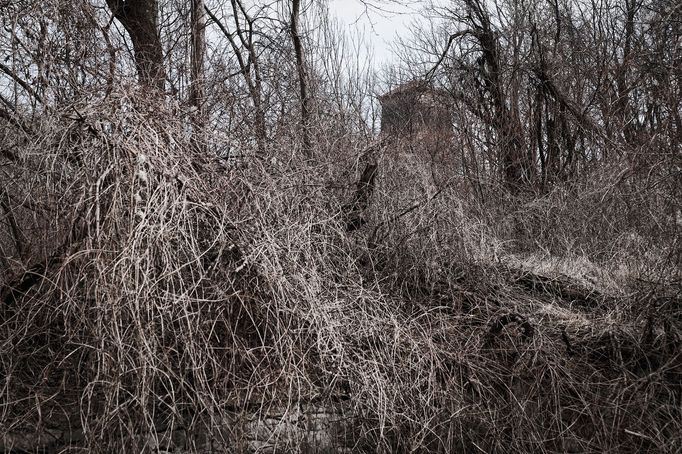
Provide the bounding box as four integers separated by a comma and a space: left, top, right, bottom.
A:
190, 0, 206, 151
290, 0, 311, 155
106, 0, 165, 91
190, 0, 205, 111
344, 141, 383, 232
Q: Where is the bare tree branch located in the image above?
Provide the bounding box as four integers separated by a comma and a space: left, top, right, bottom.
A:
0, 62, 43, 104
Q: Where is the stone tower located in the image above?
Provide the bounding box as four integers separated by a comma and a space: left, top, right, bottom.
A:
379, 80, 452, 143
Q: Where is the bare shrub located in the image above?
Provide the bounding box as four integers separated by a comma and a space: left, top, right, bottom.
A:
1, 88, 680, 453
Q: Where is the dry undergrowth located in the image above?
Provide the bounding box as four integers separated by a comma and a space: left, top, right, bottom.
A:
1, 94, 680, 453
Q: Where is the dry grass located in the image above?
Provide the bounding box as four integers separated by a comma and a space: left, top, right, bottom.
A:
1, 92, 680, 453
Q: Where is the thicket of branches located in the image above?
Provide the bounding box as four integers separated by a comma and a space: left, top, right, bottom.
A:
1, 0, 680, 452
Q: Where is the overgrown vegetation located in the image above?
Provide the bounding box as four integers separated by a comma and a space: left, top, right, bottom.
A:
1, 0, 680, 453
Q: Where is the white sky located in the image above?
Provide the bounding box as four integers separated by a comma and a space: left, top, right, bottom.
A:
327, 0, 421, 68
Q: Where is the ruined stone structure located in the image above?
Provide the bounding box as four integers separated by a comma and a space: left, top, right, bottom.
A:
379, 81, 452, 145
379, 81, 455, 194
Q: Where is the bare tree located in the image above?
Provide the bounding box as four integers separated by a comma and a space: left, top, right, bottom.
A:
190, 0, 205, 113
205, 1, 267, 153
188, 0, 206, 152
290, 0, 312, 154
415, 0, 532, 190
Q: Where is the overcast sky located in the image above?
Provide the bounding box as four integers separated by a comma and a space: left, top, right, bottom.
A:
327, 0, 422, 68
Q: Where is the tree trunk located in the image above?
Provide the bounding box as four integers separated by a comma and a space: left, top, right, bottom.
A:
344, 141, 382, 232
615, 0, 639, 150
190, 0, 205, 111
106, 0, 165, 91
290, 0, 311, 155
190, 0, 206, 150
